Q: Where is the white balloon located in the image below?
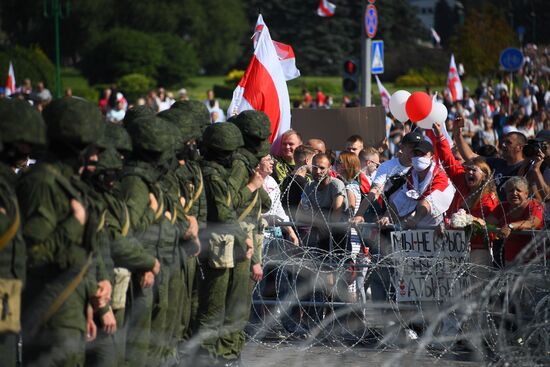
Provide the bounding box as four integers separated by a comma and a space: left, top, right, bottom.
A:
389, 90, 411, 123
416, 102, 448, 129
429, 102, 449, 125
416, 115, 433, 129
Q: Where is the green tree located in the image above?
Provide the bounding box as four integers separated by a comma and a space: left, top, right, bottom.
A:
451, 4, 516, 76
0, 45, 55, 90
111, 0, 184, 34
434, 0, 456, 46
152, 33, 199, 87
180, 0, 247, 74
244, 0, 427, 76
80, 28, 162, 84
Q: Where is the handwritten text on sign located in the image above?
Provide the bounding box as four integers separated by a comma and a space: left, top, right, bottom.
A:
391, 230, 469, 302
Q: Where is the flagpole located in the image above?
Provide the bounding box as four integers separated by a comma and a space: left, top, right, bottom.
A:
361, 35, 372, 106
361, 3, 372, 107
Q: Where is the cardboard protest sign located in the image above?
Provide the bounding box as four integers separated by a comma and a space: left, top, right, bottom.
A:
291, 106, 386, 150
390, 230, 469, 302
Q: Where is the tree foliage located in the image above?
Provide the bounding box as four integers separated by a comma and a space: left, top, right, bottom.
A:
81, 28, 163, 84
0, 45, 55, 90
116, 73, 156, 103
451, 4, 516, 76
433, 0, 457, 46
180, 0, 248, 74
244, 0, 428, 76
152, 33, 199, 87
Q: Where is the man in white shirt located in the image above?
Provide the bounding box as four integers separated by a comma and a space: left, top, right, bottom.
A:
387, 140, 455, 228
352, 130, 424, 223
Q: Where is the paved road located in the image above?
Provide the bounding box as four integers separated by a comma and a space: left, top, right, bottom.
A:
242, 341, 482, 367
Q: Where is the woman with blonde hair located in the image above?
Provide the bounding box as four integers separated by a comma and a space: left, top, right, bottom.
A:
433, 122, 500, 267
335, 151, 364, 301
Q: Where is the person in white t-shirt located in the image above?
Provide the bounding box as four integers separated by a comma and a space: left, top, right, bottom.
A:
352, 130, 424, 223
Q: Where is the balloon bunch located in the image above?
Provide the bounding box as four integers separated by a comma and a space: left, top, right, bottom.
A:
389, 90, 448, 129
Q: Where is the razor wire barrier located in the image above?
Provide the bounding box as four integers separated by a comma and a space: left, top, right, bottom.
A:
241, 164, 550, 366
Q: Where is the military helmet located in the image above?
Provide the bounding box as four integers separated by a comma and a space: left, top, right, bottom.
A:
123, 105, 155, 128
96, 147, 123, 171
0, 98, 47, 146
157, 108, 201, 146
231, 110, 272, 140
171, 100, 210, 133
125, 115, 175, 154
202, 122, 243, 152
98, 123, 132, 153
42, 97, 103, 146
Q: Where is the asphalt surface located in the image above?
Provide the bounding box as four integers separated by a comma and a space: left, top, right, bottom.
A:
242, 341, 483, 367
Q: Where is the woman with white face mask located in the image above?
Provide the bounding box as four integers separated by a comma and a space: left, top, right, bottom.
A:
384, 140, 456, 229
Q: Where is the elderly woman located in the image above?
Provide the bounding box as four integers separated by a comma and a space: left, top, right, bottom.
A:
494, 176, 544, 265
433, 122, 500, 266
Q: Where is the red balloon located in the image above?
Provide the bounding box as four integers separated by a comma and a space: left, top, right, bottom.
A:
405, 92, 433, 122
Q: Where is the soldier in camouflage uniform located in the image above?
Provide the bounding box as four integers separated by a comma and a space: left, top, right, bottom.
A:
195, 123, 253, 367
17, 97, 104, 367
226, 111, 273, 359
158, 107, 204, 347
169, 100, 209, 343
0, 99, 47, 367
120, 110, 190, 366
83, 124, 161, 367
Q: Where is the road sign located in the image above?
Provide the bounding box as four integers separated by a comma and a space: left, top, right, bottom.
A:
371, 40, 384, 74
365, 4, 378, 39
499, 48, 524, 72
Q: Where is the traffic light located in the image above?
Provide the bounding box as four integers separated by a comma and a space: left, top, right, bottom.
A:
342, 59, 359, 93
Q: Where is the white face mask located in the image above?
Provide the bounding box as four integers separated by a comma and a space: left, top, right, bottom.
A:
412, 156, 432, 171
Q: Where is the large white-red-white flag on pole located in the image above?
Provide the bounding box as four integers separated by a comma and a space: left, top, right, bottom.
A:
317, 0, 336, 17
5, 62, 16, 96
446, 54, 463, 102
228, 16, 291, 146
374, 75, 390, 113
253, 15, 300, 81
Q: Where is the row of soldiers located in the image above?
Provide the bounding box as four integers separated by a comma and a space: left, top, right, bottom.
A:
0, 96, 273, 367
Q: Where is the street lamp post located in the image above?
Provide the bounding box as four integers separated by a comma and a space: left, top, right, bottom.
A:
43, 0, 70, 98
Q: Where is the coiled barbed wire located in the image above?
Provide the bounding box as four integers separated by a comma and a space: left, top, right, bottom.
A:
243, 163, 550, 366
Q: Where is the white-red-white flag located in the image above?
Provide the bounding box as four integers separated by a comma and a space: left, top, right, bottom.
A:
253, 15, 300, 81
374, 75, 390, 113
317, 0, 336, 17
430, 28, 441, 45
5, 62, 16, 96
228, 16, 291, 148
446, 54, 463, 102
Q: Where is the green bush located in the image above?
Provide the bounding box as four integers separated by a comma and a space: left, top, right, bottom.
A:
395, 68, 446, 87
81, 28, 163, 84
0, 45, 55, 92
152, 33, 199, 88
117, 73, 156, 103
